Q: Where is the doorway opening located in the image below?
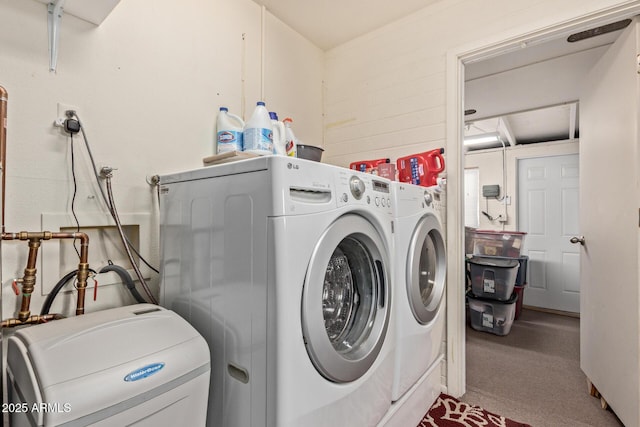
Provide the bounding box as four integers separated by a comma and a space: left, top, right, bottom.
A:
445, 3, 640, 424
452, 10, 636, 425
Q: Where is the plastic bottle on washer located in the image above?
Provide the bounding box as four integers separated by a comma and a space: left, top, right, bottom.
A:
269, 112, 286, 156
282, 117, 297, 157
215, 107, 244, 154
244, 102, 273, 155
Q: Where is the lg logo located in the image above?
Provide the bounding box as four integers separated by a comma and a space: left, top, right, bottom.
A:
287, 163, 299, 170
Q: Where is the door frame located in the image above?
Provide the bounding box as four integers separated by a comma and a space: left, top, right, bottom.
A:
444, 1, 640, 397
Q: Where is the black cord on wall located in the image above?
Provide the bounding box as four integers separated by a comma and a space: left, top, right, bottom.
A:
64, 112, 159, 274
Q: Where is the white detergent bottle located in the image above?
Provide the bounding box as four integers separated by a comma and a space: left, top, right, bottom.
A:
270, 112, 286, 156
216, 107, 245, 154
244, 101, 273, 155
282, 117, 297, 157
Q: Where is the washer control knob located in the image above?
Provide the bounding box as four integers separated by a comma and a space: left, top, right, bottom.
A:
375, 197, 380, 206
349, 176, 365, 200
424, 191, 433, 206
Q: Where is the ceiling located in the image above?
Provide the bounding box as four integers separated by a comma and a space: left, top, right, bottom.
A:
464, 103, 579, 150
251, 0, 443, 50
252, 1, 631, 150
464, 20, 628, 150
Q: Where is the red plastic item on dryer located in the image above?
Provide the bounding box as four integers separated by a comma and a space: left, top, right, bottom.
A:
396, 148, 445, 187
349, 158, 390, 173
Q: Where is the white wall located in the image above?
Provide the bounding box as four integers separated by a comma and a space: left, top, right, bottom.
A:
322, 0, 632, 168
0, 0, 323, 318
464, 139, 580, 231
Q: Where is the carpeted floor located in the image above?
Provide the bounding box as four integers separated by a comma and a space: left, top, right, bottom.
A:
463, 308, 624, 427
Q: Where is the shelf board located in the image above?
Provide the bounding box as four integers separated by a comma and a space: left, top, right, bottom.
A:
34, 0, 121, 25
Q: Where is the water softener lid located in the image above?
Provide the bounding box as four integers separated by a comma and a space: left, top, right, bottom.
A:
11, 305, 208, 387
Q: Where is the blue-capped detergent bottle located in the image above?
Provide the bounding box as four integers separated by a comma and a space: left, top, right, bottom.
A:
216, 107, 244, 154
243, 102, 273, 155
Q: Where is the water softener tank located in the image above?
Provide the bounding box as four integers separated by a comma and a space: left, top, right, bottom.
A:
6, 304, 210, 427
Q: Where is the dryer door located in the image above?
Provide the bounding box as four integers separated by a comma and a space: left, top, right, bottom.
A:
407, 213, 446, 324
302, 214, 391, 383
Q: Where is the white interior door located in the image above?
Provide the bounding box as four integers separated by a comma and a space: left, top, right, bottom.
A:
517, 154, 580, 313
464, 168, 480, 228
579, 18, 640, 427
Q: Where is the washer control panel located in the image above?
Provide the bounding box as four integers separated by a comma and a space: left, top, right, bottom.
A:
337, 169, 392, 214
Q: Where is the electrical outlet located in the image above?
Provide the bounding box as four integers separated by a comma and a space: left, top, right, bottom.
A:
55, 102, 79, 127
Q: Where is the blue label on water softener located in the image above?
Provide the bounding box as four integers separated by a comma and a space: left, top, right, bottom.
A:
244, 127, 273, 153
217, 130, 243, 153
124, 363, 165, 382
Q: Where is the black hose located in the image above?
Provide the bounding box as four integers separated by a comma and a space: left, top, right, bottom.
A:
40, 264, 148, 315
40, 268, 98, 315
99, 263, 148, 304
104, 175, 157, 304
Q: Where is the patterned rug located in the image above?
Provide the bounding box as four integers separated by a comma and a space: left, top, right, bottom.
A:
418, 393, 531, 427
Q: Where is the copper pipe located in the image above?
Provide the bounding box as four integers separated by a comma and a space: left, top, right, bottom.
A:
69, 232, 90, 315
1, 313, 65, 328
48, 232, 90, 315
0, 232, 52, 321
18, 237, 43, 321
2, 231, 90, 320
0, 85, 6, 234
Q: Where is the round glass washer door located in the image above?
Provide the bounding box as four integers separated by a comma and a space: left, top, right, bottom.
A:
302, 214, 391, 383
406, 213, 446, 324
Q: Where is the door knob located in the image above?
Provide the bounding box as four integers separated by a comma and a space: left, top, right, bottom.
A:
570, 236, 585, 245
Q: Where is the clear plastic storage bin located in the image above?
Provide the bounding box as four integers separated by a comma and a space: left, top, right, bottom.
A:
465, 228, 526, 258
467, 292, 518, 336
467, 255, 520, 301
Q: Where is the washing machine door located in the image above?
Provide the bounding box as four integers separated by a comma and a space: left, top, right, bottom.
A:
302, 214, 391, 383
407, 213, 446, 324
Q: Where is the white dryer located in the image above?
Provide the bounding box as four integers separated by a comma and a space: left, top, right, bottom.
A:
390, 182, 446, 403
158, 156, 395, 427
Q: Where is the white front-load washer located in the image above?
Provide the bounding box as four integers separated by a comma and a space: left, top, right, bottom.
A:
158, 156, 395, 427
390, 182, 446, 403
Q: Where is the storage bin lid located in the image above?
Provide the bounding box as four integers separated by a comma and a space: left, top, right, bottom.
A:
466, 290, 518, 304
468, 229, 527, 236
467, 255, 520, 268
